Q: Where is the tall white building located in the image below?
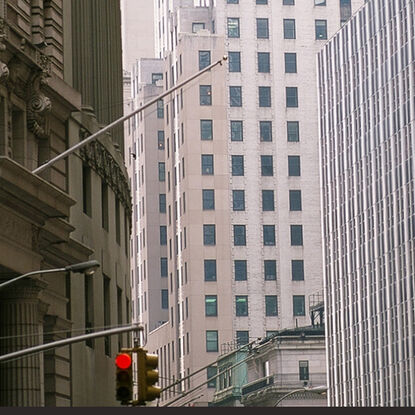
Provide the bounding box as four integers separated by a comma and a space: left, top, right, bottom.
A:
125, 0, 364, 406
318, 0, 415, 406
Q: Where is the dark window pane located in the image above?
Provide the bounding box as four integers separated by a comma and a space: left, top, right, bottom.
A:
204, 259, 217, 281
159, 194, 166, 213
292, 260, 304, 280
227, 18, 240, 38
230, 86, 242, 107
263, 225, 276, 246
261, 155, 273, 176
231, 120, 243, 141
287, 121, 299, 142
289, 190, 302, 211
283, 0, 295, 4
161, 257, 168, 277
199, 50, 211, 70
283, 19, 296, 39
299, 361, 309, 380
258, 52, 270, 73
205, 295, 218, 316
201, 120, 213, 140
259, 86, 271, 107
288, 155, 301, 176
236, 296, 248, 316
286, 87, 298, 107
234, 225, 246, 246
158, 130, 165, 149
200, 85, 212, 105
207, 366, 217, 388
290, 224, 303, 246
160, 226, 167, 245
202, 154, 214, 175
206, 330, 218, 351
265, 296, 278, 316
203, 189, 215, 210
293, 295, 305, 316
235, 260, 247, 281
228, 51, 241, 72
285, 53, 297, 73
236, 331, 249, 346
233, 190, 245, 211
260, 121, 272, 142
203, 225, 216, 245
315, 19, 327, 39
264, 260, 277, 280
257, 18, 269, 38
232, 155, 244, 176
262, 190, 275, 211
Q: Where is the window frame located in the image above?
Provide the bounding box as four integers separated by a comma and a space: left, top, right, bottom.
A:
234, 260, 247, 281
230, 86, 243, 107
233, 225, 247, 246
283, 19, 296, 39
200, 85, 212, 105
232, 190, 245, 211
264, 260, 277, 281
227, 17, 240, 38
203, 224, 216, 246
204, 259, 217, 281
235, 295, 249, 316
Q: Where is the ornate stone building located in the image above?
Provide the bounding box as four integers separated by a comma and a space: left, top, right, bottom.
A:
0, 0, 131, 406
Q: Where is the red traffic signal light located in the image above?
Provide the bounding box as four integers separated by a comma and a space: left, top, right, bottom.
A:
115, 352, 133, 404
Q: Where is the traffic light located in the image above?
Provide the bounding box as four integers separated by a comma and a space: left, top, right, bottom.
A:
115, 351, 133, 404
136, 347, 161, 405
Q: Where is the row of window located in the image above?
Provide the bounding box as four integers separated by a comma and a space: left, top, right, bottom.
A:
200, 50, 297, 74
200, 154, 301, 176
228, 0, 327, 5
200, 85, 299, 108
226, 17, 328, 40
201, 189, 302, 212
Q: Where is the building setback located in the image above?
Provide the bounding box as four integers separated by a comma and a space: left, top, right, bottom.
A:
318, 0, 415, 406
127, 0, 364, 406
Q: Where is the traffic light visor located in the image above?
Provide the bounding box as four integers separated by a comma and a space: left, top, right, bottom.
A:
116, 353, 132, 369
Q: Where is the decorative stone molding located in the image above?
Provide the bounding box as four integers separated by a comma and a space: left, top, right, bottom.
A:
27, 71, 51, 139
0, 60, 8, 83
80, 140, 132, 223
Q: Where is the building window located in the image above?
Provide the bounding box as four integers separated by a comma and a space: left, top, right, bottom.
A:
205, 295, 218, 316
236, 331, 249, 346
263, 225, 276, 246
293, 295, 305, 316
288, 155, 301, 176
82, 163, 92, 216
236, 296, 248, 316
289, 190, 302, 211
115, 199, 120, 245
200, 85, 212, 105
199, 50, 211, 70
286, 87, 298, 107
161, 289, 169, 309
201, 154, 214, 175
283, 0, 295, 4
290, 224, 303, 246
287, 121, 299, 142
103, 276, 111, 355
228, 51, 241, 72
283, 19, 296, 39
157, 99, 164, 118
258, 52, 270, 73
230, 86, 242, 107
201, 120, 213, 140
231, 155, 244, 176
160, 226, 167, 245
158, 130, 165, 149
315, 0, 326, 5
203, 189, 215, 210
227, 18, 240, 38
203, 225, 216, 246
158, 162, 166, 181
234, 225, 246, 246
234, 260, 247, 281
206, 330, 218, 352
204, 259, 217, 281
259, 86, 271, 107
285, 53, 297, 73
265, 296, 278, 316
192, 22, 205, 33
299, 361, 309, 380
262, 190, 275, 211
232, 190, 245, 211
161, 257, 168, 277
261, 155, 273, 176
159, 194, 166, 213
256, 18, 269, 38
101, 181, 109, 230
231, 120, 243, 141
227, 0, 239, 3
207, 366, 217, 388
315, 20, 327, 39
292, 259, 304, 281
260, 121, 272, 142
152, 73, 163, 84
264, 260, 277, 280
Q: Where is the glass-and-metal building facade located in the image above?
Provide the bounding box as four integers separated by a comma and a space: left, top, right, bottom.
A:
318, 0, 415, 406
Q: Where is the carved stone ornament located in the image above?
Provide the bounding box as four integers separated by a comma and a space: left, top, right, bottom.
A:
0, 60, 8, 83
27, 71, 52, 139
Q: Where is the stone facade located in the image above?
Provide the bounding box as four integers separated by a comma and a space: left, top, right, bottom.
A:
0, 0, 131, 407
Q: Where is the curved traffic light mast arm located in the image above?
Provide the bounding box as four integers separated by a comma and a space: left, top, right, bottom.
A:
32, 56, 228, 175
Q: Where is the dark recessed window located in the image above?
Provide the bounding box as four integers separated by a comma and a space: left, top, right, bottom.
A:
260, 121, 272, 142
287, 121, 300, 142
286, 87, 298, 107
292, 259, 304, 280
283, 0, 295, 4
285, 53, 297, 73
231, 120, 243, 141
283, 19, 296, 39
230, 86, 242, 107
235, 296, 248, 316
205, 295, 218, 316
258, 52, 270, 73
200, 85, 212, 105
256, 18, 269, 39
293, 295, 305, 316
236, 331, 249, 346
206, 330, 218, 352
199, 50, 211, 70
234, 225, 246, 246
158, 130, 165, 149
232, 190, 245, 211
263, 225, 276, 246
204, 259, 217, 281
202, 189, 215, 210
227, 18, 240, 38
201, 154, 214, 175
159, 194, 166, 213
264, 260, 277, 280
262, 190, 275, 211
289, 190, 302, 211
288, 155, 301, 176
201, 119, 213, 140
315, 20, 327, 39
261, 155, 273, 176
232, 155, 244, 176
290, 224, 303, 246
203, 225, 216, 246
259, 86, 271, 107
265, 296, 278, 316
234, 260, 247, 281
228, 51, 241, 72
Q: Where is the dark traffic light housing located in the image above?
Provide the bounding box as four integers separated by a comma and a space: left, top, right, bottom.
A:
136, 347, 161, 405
115, 351, 133, 404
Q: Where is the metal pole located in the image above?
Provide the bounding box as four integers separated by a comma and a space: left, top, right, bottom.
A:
0, 268, 66, 290
32, 56, 227, 175
0, 324, 142, 363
